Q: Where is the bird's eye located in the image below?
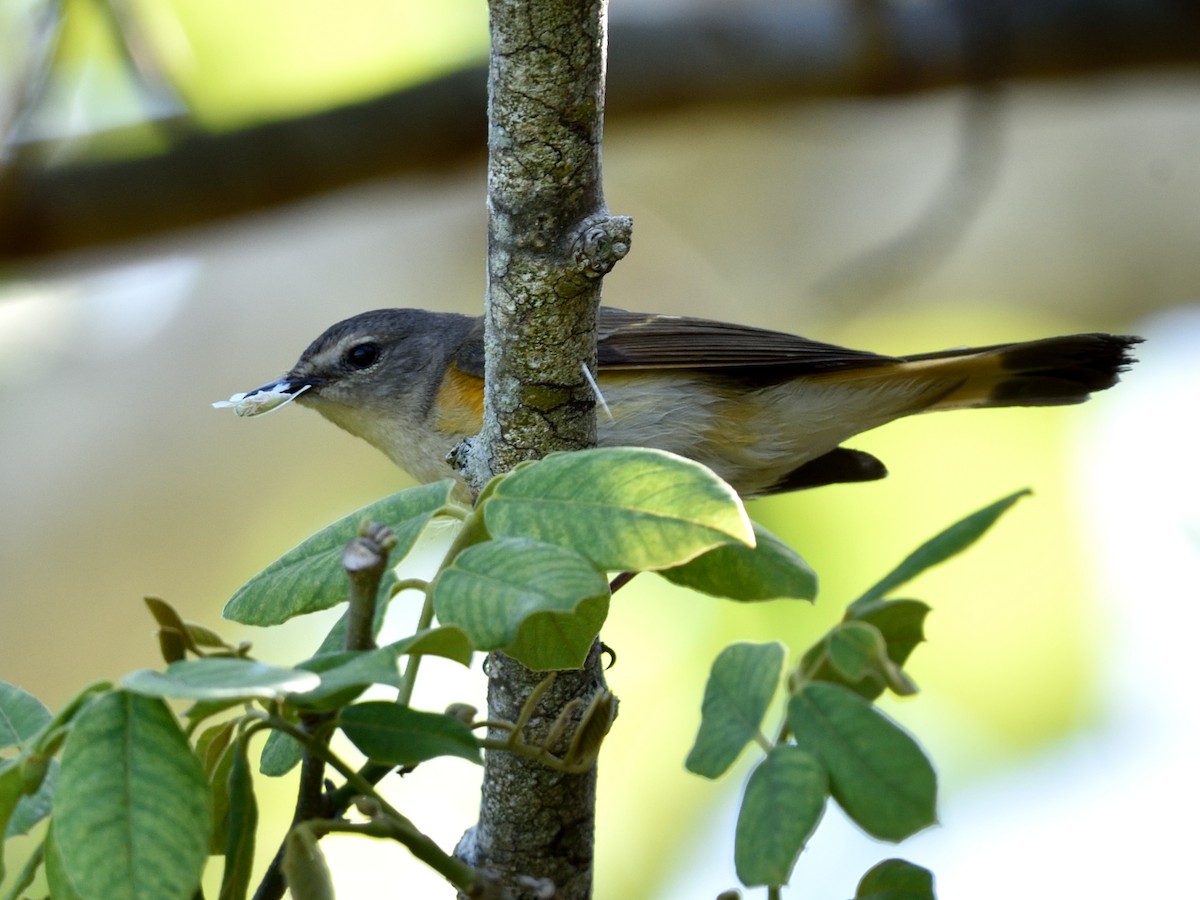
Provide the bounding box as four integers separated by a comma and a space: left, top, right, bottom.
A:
345, 342, 379, 369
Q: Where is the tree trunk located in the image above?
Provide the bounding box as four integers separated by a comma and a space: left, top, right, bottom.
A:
452, 1, 630, 898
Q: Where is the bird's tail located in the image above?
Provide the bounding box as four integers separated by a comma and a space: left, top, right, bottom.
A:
897, 333, 1143, 411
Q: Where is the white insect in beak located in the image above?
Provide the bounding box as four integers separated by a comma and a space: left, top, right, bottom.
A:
212, 382, 311, 417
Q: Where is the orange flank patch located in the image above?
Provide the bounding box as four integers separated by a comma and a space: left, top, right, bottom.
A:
432, 365, 486, 435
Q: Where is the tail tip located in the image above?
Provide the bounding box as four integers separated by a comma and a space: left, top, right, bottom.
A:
994, 332, 1144, 405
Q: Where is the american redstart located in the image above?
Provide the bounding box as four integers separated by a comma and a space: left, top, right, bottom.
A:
215, 308, 1140, 497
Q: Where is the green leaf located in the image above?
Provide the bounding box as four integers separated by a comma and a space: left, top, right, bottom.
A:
787, 683, 936, 841
856, 858, 937, 899
143, 597, 198, 662
54, 691, 211, 900
483, 447, 754, 571
734, 745, 827, 887
433, 538, 610, 671
224, 480, 457, 626
853, 490, 1029, 607
0, 681, 52, 751
849, 599, 931, 669
184, 698, 251, 733
258, 625, 474, 775
289, 652, 394, 711
0, 761, 21, 882
291, 627, 475, 710
26, 681, 112, 758
197, 719, 238, 779
218, 737, 258, 900
259, 729, 304, 778
840, 599, 931, 699
801, 621, 917, 702
827, 622, 885, 682
7, 757, 58, 837
397, 625, 476, 665
122, 658, 320, 701
686, 643, 785, 779
502, 594, 609, 672
44, 822, 85, 900
339, 702, 481, 766
660, 522, 817, 602
198, 723, 238, 853
283, 827, 335, 900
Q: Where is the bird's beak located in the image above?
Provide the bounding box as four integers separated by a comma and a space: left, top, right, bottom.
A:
212, 377, 318, 417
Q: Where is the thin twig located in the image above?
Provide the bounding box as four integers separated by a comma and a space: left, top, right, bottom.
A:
251, 523, 396, 900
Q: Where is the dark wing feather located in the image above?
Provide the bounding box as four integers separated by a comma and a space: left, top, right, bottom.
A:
596, 308, 896, 374
452, 308, 897, 380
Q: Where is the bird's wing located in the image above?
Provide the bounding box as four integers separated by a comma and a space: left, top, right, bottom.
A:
595, 308, 896, 374
451, 308, 897, 379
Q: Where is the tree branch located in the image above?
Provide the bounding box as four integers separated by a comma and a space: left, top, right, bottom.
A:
450, 1, 627, 897
456, 0, 630, 491
1, 0, 1197, 261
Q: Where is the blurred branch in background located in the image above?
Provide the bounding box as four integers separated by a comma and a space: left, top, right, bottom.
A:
811, 0, 1014, 304
0, 0, 1197, 262
0, 0, 193, 159
811, 83, 1007, 304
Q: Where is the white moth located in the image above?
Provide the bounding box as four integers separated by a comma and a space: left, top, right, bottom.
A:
212, 382, 310, 417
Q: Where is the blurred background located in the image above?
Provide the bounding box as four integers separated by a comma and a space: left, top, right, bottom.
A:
1, 0, 1198, 897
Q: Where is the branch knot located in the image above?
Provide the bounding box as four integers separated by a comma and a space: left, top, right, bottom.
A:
569, 213, 633, 279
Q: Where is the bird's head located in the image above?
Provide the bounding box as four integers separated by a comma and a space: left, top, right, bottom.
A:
214, 308, 477, 480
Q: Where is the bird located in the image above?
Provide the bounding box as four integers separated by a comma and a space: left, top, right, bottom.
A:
215, 307, 1141, 497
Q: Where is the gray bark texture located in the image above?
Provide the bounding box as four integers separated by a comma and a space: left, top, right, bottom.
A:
456, 646, 611, 900
459, 0, 631, 490
452, 1, 628, 898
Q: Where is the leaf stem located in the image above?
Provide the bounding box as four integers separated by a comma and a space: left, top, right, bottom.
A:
753, 729, 775, 754
304, 819, 479, 893
390, 576, 431, 596
395, 509, 484, 708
